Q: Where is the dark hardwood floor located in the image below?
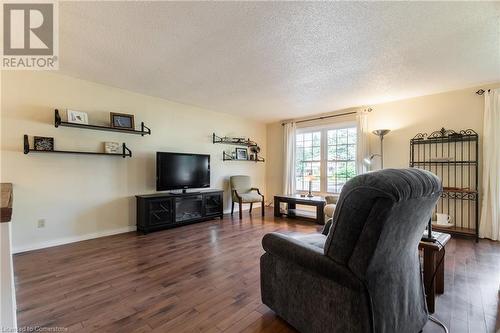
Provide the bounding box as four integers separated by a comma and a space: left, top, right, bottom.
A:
14, 208, 500, 332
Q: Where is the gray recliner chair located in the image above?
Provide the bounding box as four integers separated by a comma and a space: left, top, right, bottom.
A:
260, 168, 442, 333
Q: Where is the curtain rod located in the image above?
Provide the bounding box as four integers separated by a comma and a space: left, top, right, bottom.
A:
281, 108, 372, 126
476, 89, 490, 95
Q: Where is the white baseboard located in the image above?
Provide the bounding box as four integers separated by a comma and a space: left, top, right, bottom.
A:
12, 225, 137, 254
222, 202, 262, 215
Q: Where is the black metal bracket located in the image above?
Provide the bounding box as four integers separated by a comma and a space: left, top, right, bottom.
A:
223, 151, 233, 161
23, 134, 30, 154
141, 122, 151, 136
55, 109, 62, 127
122, 143, 132, 158
475, 89, 490, 96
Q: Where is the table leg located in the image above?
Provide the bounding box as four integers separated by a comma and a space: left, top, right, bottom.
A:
423, 249, 437, 313
316, 204, 325, 225
436, 251, 445, 294
274, 197, 281, 217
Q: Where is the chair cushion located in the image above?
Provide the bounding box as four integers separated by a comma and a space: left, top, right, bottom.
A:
239, 192, 263, 203
230, 175, 252, 201
325, 195, 339, 204
290, 233, 327, 250
324, 203, 336, 218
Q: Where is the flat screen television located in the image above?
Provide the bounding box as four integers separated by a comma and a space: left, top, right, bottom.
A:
156, 152, 210, 191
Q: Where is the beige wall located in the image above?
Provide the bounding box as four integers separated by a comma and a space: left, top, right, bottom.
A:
265, 84, 499, 199
0, 223, 16, 330
1, 71, 266, 253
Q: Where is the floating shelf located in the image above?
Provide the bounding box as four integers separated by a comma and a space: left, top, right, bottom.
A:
212, 133, 257, 147
55, 109, 151, 136
23, 135, 132, 158
222, 151, 264, 162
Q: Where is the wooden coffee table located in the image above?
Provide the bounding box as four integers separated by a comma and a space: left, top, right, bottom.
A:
274, 194, 326, 225
419, 231, 451, 313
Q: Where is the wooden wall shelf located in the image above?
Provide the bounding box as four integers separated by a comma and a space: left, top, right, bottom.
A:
23, 135, 132, 158
55, 109, 151, 136
222, 151, 264, 162
213, 133, 265, 162
212, 133, 257, 147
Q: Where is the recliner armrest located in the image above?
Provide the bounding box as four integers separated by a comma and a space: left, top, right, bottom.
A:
262, 233, 363, 290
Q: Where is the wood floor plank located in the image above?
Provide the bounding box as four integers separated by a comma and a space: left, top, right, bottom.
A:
14, 207, 500, 332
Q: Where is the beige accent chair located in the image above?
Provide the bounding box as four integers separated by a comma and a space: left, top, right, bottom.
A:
324, 195, 339, 222
230, 175, 264, 219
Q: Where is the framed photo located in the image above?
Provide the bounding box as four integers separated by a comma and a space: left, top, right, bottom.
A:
110, 113, 135, 130
34, 136, 54, 151
235, 148, 248, 160
104, 142, 120, 154
67, 110, 89, 125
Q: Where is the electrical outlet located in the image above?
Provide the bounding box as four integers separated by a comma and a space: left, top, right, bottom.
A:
37, 219, 46, 228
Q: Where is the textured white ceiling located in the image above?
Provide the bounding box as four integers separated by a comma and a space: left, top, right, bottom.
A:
58, 2, 500, 123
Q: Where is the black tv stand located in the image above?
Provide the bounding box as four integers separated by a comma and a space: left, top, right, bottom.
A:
169, 190, 200, 195
136, 189, 223, 234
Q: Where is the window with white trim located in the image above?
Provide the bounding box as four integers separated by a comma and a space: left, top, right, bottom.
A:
295, 125, 357, 194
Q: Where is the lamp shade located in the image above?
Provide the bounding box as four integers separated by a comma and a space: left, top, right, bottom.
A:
372, 129, 391, 137
304, 174, 315, 182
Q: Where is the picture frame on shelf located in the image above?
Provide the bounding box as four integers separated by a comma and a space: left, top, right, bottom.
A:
235, 148, 248, 160
34, 136, 54, 151
104, 142, 120, 154
110, 112, 135, 130
67, 110, 89, 125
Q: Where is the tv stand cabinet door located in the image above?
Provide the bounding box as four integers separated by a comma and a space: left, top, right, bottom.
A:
204, 192, 223, 217
147, 198, 174, 226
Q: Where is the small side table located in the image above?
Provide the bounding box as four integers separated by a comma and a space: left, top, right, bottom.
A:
419, 232, 451, 313
274, 194, 326, 225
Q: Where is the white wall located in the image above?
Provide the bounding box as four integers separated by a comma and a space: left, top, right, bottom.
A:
1, 71, 266, 253
265, 83, 499, 200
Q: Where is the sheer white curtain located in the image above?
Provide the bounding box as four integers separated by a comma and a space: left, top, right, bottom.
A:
479, 89, 500, 241
283, 122, 297, 195
356, 111, 369, 175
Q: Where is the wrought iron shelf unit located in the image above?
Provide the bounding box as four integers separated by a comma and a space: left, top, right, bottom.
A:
222, 151, 265, 162
212, 133, 257, 147
410, 128, 479, 241
55, 109, 151, 136
411, 161, 477, 165
23, 135, 132, 158
431, 225, 476, 237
